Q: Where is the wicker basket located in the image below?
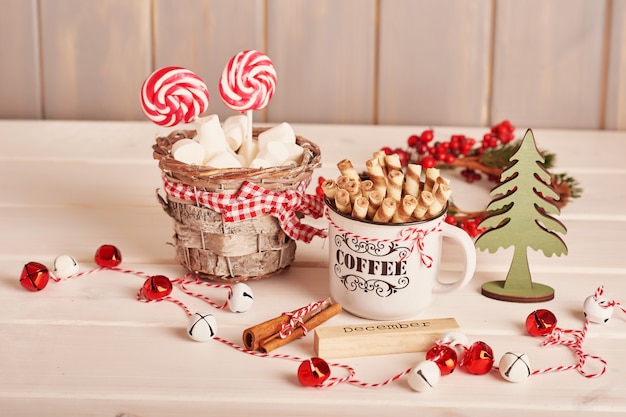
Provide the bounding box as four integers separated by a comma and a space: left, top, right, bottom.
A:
153, 127, 321, 282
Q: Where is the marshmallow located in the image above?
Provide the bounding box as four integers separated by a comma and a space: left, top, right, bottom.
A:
257, 141, 289, 166
204, 150, 242, 169
195, 114, 229, 161
171, 138, 204, 165
222, 114, 247, 151
258, 122, 296, 150
249, 158, 272, 169
284, 142, 305, 163
238, 139, 259, 167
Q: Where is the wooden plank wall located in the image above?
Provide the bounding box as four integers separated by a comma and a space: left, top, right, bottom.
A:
1, 0, 625, 130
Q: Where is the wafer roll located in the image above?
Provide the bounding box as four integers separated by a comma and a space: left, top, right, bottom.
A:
413, 191, 435, 219
336, 175, 351, 190
337, 159, 361, 182
345, 179, 361, 203
404, 164, 422, 197
392, 194, 418, 223
386, 169, 404, 202
428, 182, 452, 216
359, 179, 375, 198
423, 168, 440, 192
436, 175, 450, 187
335, 189, 352, 214
351, 196, 369, 220
372, 150, 388, 177
384, 153, 402, 173
373, 197, 398, 223
365, 158, 387, 197
367, 190, 384, 220
321, 179, 338, 200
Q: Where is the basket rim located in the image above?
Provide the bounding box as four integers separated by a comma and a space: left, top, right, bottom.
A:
153, 127, 321, 192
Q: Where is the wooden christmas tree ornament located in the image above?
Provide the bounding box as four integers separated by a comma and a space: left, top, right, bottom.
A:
475, 129, 568, 302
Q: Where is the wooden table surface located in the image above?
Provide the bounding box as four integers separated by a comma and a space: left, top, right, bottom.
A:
1, 120, 625, 416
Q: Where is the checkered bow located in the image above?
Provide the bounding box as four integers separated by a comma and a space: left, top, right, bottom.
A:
162, 174, 327, 243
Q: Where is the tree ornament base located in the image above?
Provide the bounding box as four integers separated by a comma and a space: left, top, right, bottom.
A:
481, 280, 555, 303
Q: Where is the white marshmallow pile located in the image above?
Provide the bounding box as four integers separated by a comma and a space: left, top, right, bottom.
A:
170, 115, 305, 169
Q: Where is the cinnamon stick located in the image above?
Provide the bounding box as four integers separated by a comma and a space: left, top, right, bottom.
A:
260, 303, 342, 353
242, 297, 337, 351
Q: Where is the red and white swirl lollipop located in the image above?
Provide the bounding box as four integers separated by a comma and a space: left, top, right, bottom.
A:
141, 66, 210, 127
219, 50, 277, 112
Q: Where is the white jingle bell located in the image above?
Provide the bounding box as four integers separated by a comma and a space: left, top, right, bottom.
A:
499, 352, 531, 383
52, 254, 79, 279
187, 312, 218, 342
583, 295, 614, 324
407, 360, 441, 392
227, 283, 254, 313
438, 331, 469, 361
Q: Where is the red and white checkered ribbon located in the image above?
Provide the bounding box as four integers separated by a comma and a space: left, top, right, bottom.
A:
162, 174, 327, 243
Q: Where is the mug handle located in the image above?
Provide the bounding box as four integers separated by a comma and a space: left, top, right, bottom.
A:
432, 223, 477, 294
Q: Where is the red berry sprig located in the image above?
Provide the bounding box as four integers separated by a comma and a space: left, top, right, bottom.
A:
316, 120, 580, 239
382, 120, 578, 238
316, 176, 326, 198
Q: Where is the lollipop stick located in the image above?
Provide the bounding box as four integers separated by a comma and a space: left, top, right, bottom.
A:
238, 109, 255, 164
246, 110, 253, 147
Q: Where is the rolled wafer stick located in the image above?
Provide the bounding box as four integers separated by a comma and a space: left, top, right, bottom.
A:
335, 189, 352, 214
321, 179, 338, 200
366, 158, 387, 198
372, 150, 388, 177
436, 175, 450, 187
413, 190, 434, 219
344, 178, 361, 203
384, 153, 402, 173
423, 167, 440, 192
392, 194, 418, 223
359, 179, 374, 198
386, 169, 404, 201
404, 164, 422, 197
373, 197, 398, 223
242, 298, 333, 350
367, 190, 384, 220
352, 196, 369, 219
337, 159, 361, 182
336, 175, 351, 190
428, 182, 452, 216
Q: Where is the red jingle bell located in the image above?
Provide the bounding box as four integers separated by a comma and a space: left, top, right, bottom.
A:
20, 262, 50, 292
297, 357, 331, 387
141, 275, 173, 300
464, 341, 494, 375
426, 344, 458, 375
525, 309, 557, 337
94, 244, 122, 268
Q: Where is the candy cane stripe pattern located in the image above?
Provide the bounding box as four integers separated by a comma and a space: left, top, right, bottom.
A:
219, 50, 277, 112
141, 66, 210, 127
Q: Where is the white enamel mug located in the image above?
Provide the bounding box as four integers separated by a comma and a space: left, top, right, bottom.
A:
326, 201, 476, 320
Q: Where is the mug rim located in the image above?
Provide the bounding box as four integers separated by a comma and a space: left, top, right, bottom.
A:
324, 196, 448, 226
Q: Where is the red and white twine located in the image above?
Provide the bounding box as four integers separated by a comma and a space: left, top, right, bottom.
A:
279, 299, 326, 338
531, 320, 607, 378
326, 209, 445, 267
44, 264, 624, 388
594, 285, 626, 315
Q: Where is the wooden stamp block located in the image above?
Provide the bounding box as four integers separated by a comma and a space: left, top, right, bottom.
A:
314, 317, 460, 358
